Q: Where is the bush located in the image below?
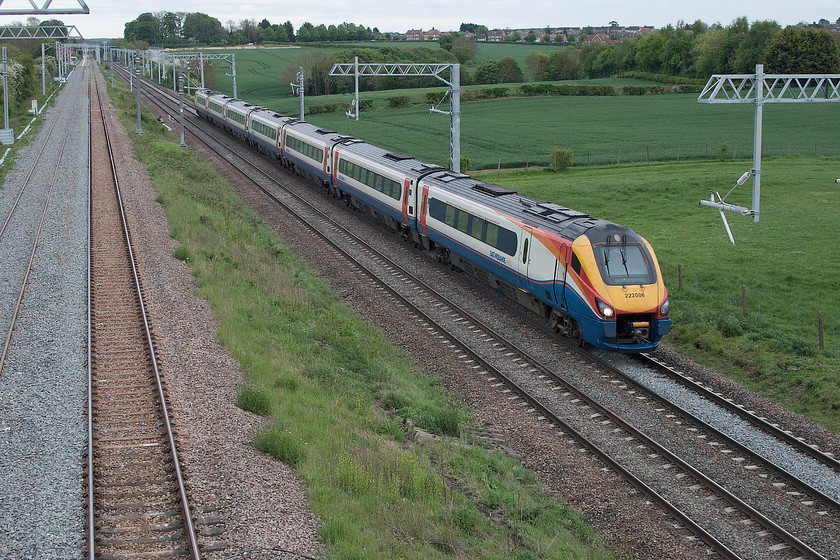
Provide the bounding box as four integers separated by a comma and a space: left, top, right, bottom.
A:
386, 95, 411, 108
460, 155, 471, 173
549, 147, 573, 171
309, 103, 339, 115
516, 83, 615, 97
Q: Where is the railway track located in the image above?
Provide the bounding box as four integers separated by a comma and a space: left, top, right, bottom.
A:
117, 64, 839, 559
0, 64, 77, 375
87, 61, 202, 560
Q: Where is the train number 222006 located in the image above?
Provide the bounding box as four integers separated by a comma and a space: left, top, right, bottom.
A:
625, 292, 645, 299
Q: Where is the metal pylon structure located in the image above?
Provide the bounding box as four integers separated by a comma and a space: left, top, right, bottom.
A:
0, 24, 82, 38
330, 61, 461, 171
698, 64, 840, 230
0, 0, 89, 14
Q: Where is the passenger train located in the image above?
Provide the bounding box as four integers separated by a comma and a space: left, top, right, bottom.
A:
194, 88, 671, 352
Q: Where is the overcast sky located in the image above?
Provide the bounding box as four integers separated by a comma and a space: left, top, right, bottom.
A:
2, 0, 838, 39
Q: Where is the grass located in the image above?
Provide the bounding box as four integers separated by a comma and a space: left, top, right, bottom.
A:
477, 158, 840, 433
106, 70, 615, 559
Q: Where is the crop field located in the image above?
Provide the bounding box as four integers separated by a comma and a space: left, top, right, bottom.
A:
294, 94, 840, 170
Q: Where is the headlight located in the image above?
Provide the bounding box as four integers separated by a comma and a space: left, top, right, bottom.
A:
596, 298, 614, 318
660, 298, 670, 316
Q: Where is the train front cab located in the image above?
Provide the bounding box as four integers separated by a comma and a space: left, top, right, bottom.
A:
568, 230, 670, 352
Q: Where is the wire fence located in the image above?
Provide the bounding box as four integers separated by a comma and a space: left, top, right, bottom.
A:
660, 262, 838, 360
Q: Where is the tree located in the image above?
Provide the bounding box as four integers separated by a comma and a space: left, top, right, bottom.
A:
635, 31, 666, 72
526, 51, 549, 80
525, 31, 537, 44
547, 49, 582, 80
182, 12, 225, 44
459, 23, 479, 33
450, 37, 479, 64
283, 20, 295, 42
582, 42, 615, 77
497, 56, 523, 82
438, 35, 455, 51
732, 20, 780, 72
764, 27, 840, 72
124, 13, 162, 45
474, 60, 500, 84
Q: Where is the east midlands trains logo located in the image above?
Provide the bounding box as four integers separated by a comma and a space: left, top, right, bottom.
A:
490, 250, 507, 265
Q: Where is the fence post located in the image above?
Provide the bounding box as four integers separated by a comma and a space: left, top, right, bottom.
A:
678, 264, 683, 291
742, 285, 747, 316
818, 311, 824, 351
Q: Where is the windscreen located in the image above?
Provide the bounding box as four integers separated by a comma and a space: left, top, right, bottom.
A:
594, 243, 656, 286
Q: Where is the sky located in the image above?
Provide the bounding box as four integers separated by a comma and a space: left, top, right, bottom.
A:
0, 0, 837, 40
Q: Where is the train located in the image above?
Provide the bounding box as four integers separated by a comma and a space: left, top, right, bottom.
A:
193, 88, 670, 352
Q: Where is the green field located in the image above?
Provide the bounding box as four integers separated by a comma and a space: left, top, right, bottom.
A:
291, 94, 839, 170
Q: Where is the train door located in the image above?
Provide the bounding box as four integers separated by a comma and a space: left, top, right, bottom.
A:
558, 244, 571, 310
520, 226, 536, 293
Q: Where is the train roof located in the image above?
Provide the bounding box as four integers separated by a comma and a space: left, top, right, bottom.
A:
421, 171, 634, 242
226, 99, 259, 113
284, 121, 357, 145
249, 107, 296, 125
338, 141, 445, 178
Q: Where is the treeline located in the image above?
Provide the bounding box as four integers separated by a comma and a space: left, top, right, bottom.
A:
122, 12, 376, 47
577, 18, 840, 79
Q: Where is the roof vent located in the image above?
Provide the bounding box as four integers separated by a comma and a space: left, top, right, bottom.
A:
473, 182, 517, 197
384, 152, 413, 161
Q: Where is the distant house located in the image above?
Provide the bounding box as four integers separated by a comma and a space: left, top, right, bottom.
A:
405, 29, 424, 41
425, 28, 441, 41
487, 29, 505, 42
585, 33, 614, 45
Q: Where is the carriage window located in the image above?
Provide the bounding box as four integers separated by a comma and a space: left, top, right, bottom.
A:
469, 217, 484, 238
457, 212, 470, 233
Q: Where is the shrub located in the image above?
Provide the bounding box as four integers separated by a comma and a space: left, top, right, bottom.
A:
309, 103, 339, 115
386, 95, 411, 108
549, 147, 573, 171
460, 155, 471, 173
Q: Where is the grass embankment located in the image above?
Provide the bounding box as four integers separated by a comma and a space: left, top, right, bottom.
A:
106, 74, 614, 559
479, 158, 840, 433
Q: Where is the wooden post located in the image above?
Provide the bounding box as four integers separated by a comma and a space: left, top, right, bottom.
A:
818, 311, 824, 351
741, 285, 747, 316
678, 264, 683, 291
